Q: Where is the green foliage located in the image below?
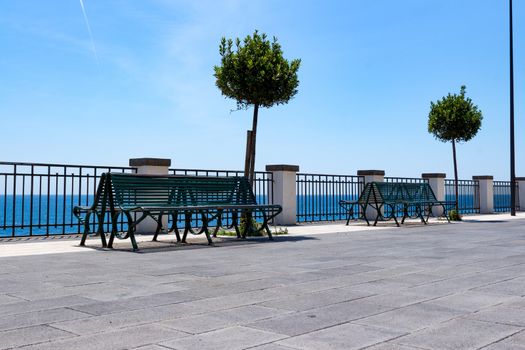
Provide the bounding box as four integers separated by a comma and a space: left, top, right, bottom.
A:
428, 86, 483, 143
448, 209, 462, 221
240, 216, 262, 236
214, 30, 301, 109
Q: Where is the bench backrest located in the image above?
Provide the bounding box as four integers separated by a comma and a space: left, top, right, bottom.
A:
417, 183, 439, 202
370, 182, 438, 204
108, 173, 180, 208
106, 173, 258, 209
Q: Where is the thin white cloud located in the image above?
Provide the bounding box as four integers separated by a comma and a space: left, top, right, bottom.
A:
79, 0, 98, 62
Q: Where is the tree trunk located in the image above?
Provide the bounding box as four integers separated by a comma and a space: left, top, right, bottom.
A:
452, 139, 459, 212
244, 130, 252, 179
248, 103, 259, 185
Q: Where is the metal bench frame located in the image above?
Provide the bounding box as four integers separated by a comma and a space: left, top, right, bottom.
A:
340, 182, 455, 227
97, 173, 282, 250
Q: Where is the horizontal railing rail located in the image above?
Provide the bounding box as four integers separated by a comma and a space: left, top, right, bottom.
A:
296, 173, 364, 222
445, 179, 480, 214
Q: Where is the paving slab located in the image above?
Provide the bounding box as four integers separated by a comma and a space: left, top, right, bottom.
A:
354, 302, 465, 332
248, 300, 393, 336
481, 329, 525, 349
19, 324, 188, 350
396, 318, 523, 350
0, 325, 75, 349
277, 322, 406, 350
159, 326, 287, 350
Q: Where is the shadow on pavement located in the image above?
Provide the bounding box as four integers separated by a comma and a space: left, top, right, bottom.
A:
83, 234, 319, 254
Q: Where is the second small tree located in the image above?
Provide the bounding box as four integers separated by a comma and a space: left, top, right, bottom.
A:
428, 85, 483, 217
214, 31, 301, 184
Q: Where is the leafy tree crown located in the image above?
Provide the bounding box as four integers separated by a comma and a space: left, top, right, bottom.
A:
428, 85, 483, 142
214, 30, 301, 109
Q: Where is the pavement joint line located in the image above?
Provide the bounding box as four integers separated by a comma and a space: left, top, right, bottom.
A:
476, 328, 525, 349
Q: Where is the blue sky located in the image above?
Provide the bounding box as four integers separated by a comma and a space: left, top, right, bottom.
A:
0, 0, 523, 179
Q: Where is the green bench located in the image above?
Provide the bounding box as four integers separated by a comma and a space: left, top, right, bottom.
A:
339, 182, 454, 226
75, 173, 282, 250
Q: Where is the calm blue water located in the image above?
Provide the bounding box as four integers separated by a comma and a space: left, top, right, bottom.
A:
0, 194, 515, 237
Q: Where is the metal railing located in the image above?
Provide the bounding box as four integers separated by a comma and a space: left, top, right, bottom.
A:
296, 173, 364, 222
0, 163, 274, 238
445, 179, 480, 214
494, 181, 520, 212
0, 162, 135, 237
385, 177, 429, 184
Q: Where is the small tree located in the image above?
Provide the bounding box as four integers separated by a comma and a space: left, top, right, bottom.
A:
428, 85, 483, 215
214, 30, 300, 183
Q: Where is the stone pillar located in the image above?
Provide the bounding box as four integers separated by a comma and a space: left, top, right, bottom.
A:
515, 177, 525, 211
130, 158, 171, 175
129, 158, 171, 234
422, 173, 446, 216
265, 164, 299, 225
357, 170, 385, 220
473, 175, 494, 214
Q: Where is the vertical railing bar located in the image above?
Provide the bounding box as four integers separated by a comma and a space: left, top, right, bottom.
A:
3, 174, 7, 229
54, 172, 59, 232
29, 165, 34, 235
38, 175, 42, 229
46, 166, 51, 235
70, 173, 74, 228
62, 166, 67, 234
12, 164, 17, 237
21, 175, 25, 230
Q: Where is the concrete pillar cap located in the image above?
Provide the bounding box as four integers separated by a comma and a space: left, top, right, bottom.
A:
357, 170, 385, 176
265, 164, 299, 172
472, 175, 494, 180
422, 173, 446, 178
129, 158, 171, 167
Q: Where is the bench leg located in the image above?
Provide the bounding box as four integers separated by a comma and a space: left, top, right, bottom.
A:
168, 211, 181, 242
264, 225, 274, 241
443, 204, 451, 222
108, 230, 115, 248
232, 211, 242, 239
96, 213, 108, 247
361, 204, 370, 226
107, 212, 119, 249
390, 204, 400, 227
211, 209, 223, 238
152, 211, 164, 241
372, 204, 383, 226
201, 211, 213, 245
182, 211, 191, 243
345, 205, 355, 226
263, 220, 274, 241
79, 212, 91, 246
128, 230, 139, 251
419, 205, 427, 225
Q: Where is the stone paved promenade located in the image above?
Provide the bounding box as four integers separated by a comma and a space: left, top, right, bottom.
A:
1, 215, 525, 349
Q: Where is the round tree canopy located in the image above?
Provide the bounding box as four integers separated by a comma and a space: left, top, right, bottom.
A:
214, 31, 301, 109
428, 85, 483, 143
